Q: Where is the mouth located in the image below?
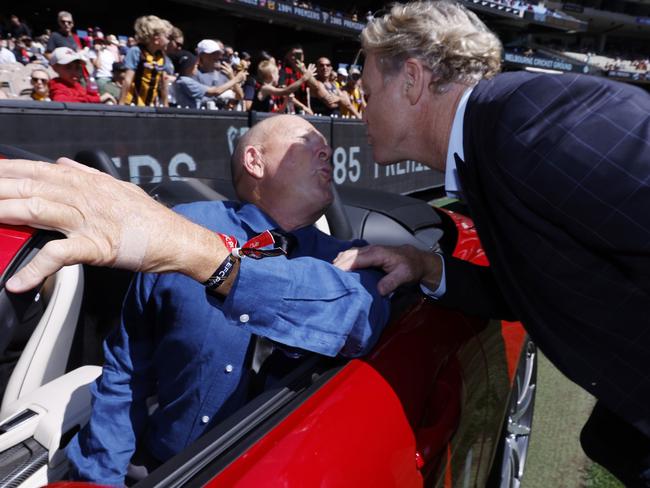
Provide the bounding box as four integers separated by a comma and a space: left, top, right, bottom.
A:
318, 167, 333, 183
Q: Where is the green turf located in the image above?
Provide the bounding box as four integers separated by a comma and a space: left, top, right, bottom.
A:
584, 463, 625, 488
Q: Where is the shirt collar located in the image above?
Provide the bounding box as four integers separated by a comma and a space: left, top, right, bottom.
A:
237, 203, 280, 233
444, 86, 474, 198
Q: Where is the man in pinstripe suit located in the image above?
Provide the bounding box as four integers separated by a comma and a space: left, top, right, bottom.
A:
333, 1, 650, 485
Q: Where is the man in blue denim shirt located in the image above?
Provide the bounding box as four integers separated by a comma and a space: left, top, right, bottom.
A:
66, 115, 390, 485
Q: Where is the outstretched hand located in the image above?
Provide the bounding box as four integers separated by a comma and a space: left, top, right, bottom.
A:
333, 244, 443, 296
0, 158, 224, 293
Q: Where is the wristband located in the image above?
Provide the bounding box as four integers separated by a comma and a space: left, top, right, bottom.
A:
203, 254, 238, 292
205, 229, 291, 293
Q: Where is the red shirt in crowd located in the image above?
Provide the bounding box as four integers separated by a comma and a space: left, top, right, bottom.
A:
49, 78, 101, 103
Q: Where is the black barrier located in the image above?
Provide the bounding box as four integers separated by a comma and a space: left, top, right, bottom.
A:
330, 118, 444, 195
0, 102, 443, 195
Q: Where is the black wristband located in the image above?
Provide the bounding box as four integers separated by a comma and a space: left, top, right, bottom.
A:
203, 254, 238, 292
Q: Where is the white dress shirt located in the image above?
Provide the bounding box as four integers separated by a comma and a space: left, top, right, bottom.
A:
421, 86, 474, 298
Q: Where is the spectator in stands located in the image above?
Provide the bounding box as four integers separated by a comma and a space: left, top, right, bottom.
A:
194, 39, 245, 109
105, 35, 122, 63
21, 68, 50, 101
119, 15, 171, 107
239, 51, 256, 111
278, 44, 308, 108
9, 15, 31, 40
49, 47, 115, 104
252, 59, 315, 114
12, 37, 33, 64
336, 66, 348, 87
0, 40, 17, 64
339, 66, 363, 118
19, 36, 45, 64
174, 50, 246, 109
308, 56, 351, 116
100, 62, 126, 101
46, 11, 81, 58
165, 26, 184, 72
223, 45, 235, 66
89, 38, 119, 93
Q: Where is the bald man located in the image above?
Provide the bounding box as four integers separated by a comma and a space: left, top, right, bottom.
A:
65, 115, 390, 485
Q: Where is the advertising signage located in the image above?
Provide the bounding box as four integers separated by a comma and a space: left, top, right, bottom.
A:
218, 0, 365, 35
503, 51, 596, 74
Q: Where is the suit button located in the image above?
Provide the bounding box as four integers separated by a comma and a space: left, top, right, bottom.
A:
225, 364, 234, 373
239, 314, 250, 323
201, 415, 210, 424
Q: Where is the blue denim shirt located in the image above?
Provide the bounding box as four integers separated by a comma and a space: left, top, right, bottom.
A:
66, 201, 390, 485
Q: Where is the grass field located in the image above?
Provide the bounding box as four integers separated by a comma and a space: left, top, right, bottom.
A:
522, 354, 624, 488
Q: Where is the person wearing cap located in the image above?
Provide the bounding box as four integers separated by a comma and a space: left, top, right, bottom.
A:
173, 50, 246, 109
194, 39, 246, 109
336, 66, 348, 88
100, 62, 127, 101
340, 66, 365, 119
49, 47, 115, 103
119, 15, 172, 107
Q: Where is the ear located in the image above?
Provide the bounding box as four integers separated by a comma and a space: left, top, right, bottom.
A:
403, 58, 426, 105
242, 146, 264, 179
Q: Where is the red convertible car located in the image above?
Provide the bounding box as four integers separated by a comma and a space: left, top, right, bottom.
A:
0, 144, 536, 488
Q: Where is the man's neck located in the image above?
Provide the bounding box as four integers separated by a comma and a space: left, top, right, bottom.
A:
409, 82, 468, 172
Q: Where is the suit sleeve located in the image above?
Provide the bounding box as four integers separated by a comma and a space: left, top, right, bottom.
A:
436, 255, 517, 321
66, 273, 158, 485
221, 242, 390, 358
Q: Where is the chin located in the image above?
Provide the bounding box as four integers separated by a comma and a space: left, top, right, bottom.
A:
371, 146, 402, 166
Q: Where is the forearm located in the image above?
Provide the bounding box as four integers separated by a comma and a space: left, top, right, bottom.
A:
206, 78, 240, 96
292, 97, 312, 115
222, 253, 390, 357
232, 82, 244, 100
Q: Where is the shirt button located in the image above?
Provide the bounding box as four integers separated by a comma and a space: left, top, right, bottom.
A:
201, 415, 210, 424
239, 313, 250, 323
225, 364, 234, 373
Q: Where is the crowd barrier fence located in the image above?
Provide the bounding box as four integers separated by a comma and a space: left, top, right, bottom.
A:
0, 101, 444, 195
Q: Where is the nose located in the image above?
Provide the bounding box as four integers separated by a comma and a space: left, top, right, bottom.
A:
318, 144, 332, 163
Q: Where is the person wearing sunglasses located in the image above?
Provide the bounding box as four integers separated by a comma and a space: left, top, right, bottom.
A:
307, 57, 360, 118
28, 69, 50, 101
45, 11, 82, 59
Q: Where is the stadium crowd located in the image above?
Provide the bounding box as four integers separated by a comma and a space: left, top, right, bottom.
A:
0, 11, 366, 117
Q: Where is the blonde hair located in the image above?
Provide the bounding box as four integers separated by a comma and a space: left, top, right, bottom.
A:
361, 1, 502, 91
257, 59, 278, 82
133, 15, 172, 43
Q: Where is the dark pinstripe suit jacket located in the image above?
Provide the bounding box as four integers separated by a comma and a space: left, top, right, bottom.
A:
441, 71, 650, 436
